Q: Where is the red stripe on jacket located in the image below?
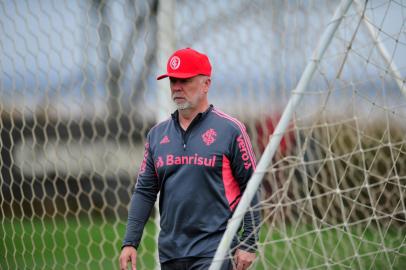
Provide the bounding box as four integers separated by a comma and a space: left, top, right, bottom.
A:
213, 109, 257, 170
222, 154, 241, 210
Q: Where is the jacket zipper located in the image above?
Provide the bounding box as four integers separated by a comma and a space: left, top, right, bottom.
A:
180, 114, 202, 151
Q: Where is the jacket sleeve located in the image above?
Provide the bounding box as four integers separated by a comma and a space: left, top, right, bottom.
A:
229, 125, 261, 253
122, 133, 159, 249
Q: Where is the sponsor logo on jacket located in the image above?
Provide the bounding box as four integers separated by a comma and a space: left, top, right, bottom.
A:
155, 154, 216, 168
139, 143, 149, 174
237, 135, 252, 170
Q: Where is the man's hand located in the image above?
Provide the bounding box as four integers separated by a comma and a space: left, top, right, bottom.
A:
119, 246, 137, 270
233, 248, 256, 270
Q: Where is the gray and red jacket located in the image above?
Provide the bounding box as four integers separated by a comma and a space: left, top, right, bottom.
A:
122, 105, 260, 262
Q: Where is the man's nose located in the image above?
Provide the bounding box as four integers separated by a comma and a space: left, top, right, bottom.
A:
171, 83, 182, 91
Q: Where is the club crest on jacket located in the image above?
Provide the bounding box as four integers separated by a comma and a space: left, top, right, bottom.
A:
202, 128, 217, 146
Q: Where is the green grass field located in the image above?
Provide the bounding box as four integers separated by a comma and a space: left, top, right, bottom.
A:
254, 224, 406, 270
1, 218, 405, 269
0, 217, 157, 270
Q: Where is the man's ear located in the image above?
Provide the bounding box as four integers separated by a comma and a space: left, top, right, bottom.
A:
203, 77, 211, 93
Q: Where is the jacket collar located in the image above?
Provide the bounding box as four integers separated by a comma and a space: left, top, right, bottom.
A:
171, 104, 213, 123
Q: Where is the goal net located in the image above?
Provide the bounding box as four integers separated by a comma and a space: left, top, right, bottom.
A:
0, 0, 405, 269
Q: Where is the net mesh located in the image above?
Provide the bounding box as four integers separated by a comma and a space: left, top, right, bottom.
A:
0, 0, 405, 269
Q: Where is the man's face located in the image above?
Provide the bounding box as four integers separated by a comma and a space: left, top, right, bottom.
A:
169, 75, 210, 110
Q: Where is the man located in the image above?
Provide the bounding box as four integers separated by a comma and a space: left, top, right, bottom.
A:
119, 48, 260, 270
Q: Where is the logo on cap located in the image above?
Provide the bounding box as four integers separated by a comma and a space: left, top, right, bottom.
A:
169, 56, 180, 70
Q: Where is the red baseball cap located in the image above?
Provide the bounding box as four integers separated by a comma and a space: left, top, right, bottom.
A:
157, 48, 212, 80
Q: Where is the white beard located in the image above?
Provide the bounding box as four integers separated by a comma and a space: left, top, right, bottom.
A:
172, 90, 204, 111
175, 101, 192, 110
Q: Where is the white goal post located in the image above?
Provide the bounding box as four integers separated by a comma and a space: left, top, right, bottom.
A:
211, 0, 406, 269
210, 0, 355, 268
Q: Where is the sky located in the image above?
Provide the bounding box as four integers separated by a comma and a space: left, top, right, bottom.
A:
0, 0, 405, 118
